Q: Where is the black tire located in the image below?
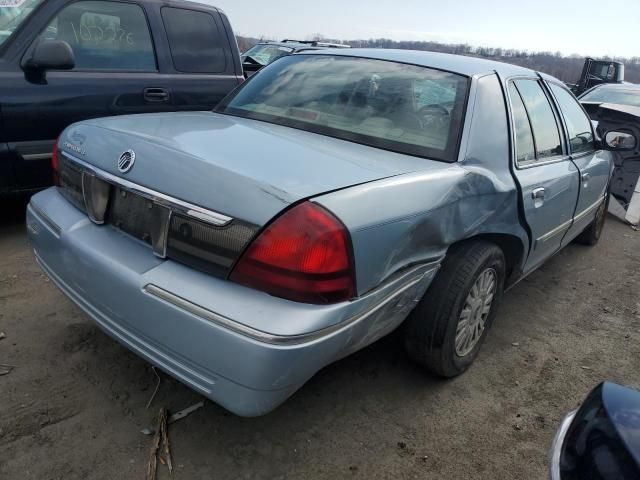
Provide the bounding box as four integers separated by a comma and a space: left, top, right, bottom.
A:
404, 241, 506, 378
574, 192, 610, 246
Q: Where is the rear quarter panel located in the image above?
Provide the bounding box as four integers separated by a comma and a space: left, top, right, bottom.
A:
315, 73, 529, 295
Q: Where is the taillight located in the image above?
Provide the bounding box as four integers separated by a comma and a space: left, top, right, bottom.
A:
51, 138, 60, 186
230, 202, 356, 304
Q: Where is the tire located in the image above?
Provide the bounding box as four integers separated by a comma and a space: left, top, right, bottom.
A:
574, 191, 610, 246
404, 240, 506, 378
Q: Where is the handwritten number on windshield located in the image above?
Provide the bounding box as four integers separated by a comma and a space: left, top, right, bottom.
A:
70, 22, 134, 46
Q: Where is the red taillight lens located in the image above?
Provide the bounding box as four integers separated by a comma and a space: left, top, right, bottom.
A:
230, 202, 356, 304
51, 138, 60, 186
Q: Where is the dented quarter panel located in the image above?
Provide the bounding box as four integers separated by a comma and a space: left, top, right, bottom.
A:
315, 73, 529, 295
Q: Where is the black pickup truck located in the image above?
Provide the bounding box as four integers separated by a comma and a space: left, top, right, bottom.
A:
0, 0, 243, 194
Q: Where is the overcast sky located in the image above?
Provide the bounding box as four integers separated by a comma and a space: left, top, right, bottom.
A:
207, 0, 639, 58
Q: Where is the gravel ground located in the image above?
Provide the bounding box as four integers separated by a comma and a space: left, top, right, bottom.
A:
1, 194, 639, 480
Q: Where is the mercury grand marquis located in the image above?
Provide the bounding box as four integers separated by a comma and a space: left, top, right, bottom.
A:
26, 50, 635, 416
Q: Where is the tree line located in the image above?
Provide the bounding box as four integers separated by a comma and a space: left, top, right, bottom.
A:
237, 36, 640, 84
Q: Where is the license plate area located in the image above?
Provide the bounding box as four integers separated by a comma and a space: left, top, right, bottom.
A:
106, 186, 171, 257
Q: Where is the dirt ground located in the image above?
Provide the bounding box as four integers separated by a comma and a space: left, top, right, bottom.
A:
1, 194, 639, 480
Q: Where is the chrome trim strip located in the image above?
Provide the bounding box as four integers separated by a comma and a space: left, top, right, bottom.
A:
22, 153, 52, 161
29, 202, 62, 236
549, 410, 576, 480
574, 196, 605, 224
143, 264, 439, 346
538, 218, 573, 243
517, 155, 571, 170
537, 196, 605, 243
60, 151, 233, 227
153, 209, 172, 259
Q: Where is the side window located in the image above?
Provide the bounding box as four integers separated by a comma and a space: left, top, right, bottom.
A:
39, 1, 156, 71
161, 7, 226, 73
549, 83, 595, 155
509, 83, 536, 163
513, 79, 563, 160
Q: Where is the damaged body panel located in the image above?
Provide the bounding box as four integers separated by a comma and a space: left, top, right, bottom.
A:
28, 50, 617, 416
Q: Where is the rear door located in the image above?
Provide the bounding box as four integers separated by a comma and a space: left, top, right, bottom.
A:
508, 79, 580, 273
547, 82, 610, 242
2, 0, 173, 190
158, 5, 241, 110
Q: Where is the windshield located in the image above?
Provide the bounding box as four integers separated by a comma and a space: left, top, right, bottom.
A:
581, 87, 640, 108
220, 55, 469, 162
0, 0, 44, 48
242, 44, 294, 66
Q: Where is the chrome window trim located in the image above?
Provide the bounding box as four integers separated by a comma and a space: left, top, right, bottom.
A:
143, 263, 439, 346
517, 154, 572, 170
60, 151, 233, 227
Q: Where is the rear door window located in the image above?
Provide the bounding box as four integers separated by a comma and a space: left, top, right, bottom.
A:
39, 0, 156, 71
508, 83, 536, 164
549, 83, 595, 155
161, 7, 226, 73
513, 79, 563, 161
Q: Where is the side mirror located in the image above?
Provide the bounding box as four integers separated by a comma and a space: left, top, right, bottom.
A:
24, 40, 75, 72
604, 130, 637, 151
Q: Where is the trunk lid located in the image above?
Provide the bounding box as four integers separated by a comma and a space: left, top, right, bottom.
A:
59, 111, 439, 226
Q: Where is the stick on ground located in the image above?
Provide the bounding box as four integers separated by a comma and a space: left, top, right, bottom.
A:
145, 407, 166, 480
146, 367, 161, 410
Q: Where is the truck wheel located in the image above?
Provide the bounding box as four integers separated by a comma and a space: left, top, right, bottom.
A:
404, 241, 505, 378
574, 192, 610, 246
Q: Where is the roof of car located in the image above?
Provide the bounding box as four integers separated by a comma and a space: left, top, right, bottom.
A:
297, 48, 542, 78
256, 40, 349, 52
587, 82, 640, 91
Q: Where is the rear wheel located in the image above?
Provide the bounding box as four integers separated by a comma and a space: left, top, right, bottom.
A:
574, 192, 610, 246
404, 241, 505, 377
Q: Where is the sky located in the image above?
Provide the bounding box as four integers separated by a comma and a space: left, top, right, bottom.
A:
207, 0, 640, 58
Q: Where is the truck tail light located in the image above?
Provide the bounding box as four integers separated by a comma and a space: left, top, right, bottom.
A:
52, 138, 60, 186
230, 202, 356, 304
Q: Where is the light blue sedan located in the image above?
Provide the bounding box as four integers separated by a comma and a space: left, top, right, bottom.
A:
26, 49, 634, 416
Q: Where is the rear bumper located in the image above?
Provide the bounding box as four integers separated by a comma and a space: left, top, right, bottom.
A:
27, 188, 438, 416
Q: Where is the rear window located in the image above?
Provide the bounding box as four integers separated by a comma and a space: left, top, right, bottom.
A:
161, 7, 226, 73
219, 55, 469, 162
581, 88, 640, 108
243, 44, 293, 66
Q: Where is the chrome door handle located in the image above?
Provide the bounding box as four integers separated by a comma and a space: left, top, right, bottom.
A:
582, 172, 590, 186
532, 188, 545, 199
532, 187, 545, 208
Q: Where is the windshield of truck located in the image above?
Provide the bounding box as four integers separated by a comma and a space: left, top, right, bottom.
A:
581, 87, 640, 108
242, 44, 294, 66
220, 55, 469, 162
0, 0, 44, 48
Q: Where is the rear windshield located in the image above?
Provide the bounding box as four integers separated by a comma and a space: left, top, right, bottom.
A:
0, 0, 44, 48
242, 44, 293, 66
581, 87, 640, 108
219, 55, 469, 162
